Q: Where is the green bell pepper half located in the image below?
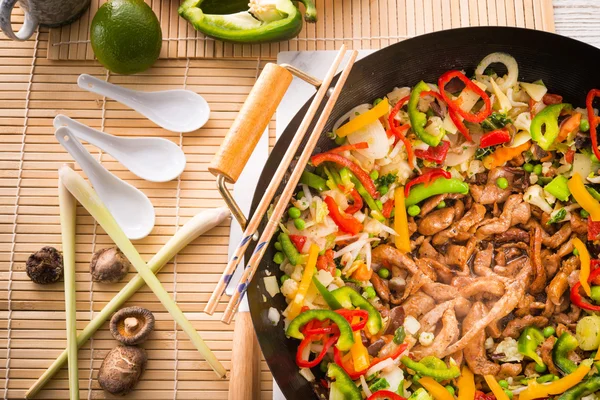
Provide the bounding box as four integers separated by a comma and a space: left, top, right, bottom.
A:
408, 81, 445, 146
404, 178, 469, 207
530, 103, 572, 150
558, 375, 600, 400
327, 363, 362, 399
400, 356, 461, 381
518, 326, 545, 367
286, 309, 354, 351
278, 232, 302, 266
553, 332, 579, 374
178, 0, 316, 44
331, 286, 383, 335
312, 276, 343, 310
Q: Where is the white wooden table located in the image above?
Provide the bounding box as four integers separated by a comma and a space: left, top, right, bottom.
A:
555, 0, 600, 48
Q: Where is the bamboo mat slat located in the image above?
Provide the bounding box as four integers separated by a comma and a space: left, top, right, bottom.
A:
46, 0, 556, 60
0, 1, 555, 399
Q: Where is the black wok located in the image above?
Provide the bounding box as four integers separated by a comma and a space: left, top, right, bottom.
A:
246, 26, 600, 399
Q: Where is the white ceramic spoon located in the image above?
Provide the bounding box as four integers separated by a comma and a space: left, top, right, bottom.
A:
55, 126, 156, 240
77, 74, 210, 133
53, 115, 186, 182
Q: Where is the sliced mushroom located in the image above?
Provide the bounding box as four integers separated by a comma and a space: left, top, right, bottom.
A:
98, 345, 147, 395
110, 306, 155, 345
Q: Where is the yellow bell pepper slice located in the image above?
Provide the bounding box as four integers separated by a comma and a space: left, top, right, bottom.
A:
518, 359, 592, 400
573, 237, 592, 296
457, 366, 475, 400
419, 377, 454, 400
287, 244, 320, 320
569, 172, 600, 221
484, 375, 509, 400
350, 316, 370, 372
394, 188, 411, 253
336, 98, 389, 138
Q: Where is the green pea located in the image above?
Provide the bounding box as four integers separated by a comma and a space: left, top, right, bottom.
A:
445, 386, 455, 396
288, 207, 301, 219
573, 248, 580, 256
436, 201, 446, 209
496, 177, 509, 189
407, 205, 421, 217
543, 326, 555, 338
498, 380, 509, 389
375, 200, 383, 210
274, 242, 283, 251
581, 118, 591, 132
294, 218, 305, 230
363, 286, 376, 299
535, 363, 547, 373
581, 209, 591, 218
273, 252, 285, 265
335, 269, 342, 277
370, 170, 379, 180
378, 268, 390, 279
379, 185, 389, 196
533, 164, 543, 175
523, 163, 534, 172
373, 98, 383, 106
504, 389, 514, 400
280, 274, 290, 284
335, 135, 346, 145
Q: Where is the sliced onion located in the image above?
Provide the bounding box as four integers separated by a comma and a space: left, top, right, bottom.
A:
347, 120, 390, 159
360, 375, 372, 397
445, 142, 477, 167
366, 357, 395, 377
475, 52, 519, 92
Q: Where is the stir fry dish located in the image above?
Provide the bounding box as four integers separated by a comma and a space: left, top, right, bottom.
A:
270, 52, 600, 399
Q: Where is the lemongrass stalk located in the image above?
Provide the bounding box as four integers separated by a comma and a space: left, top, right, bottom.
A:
60, 166, 226, 374
58, 168, 79, 400
25, 205, 229, 399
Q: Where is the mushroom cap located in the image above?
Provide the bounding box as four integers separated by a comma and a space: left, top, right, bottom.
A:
90, 247, 131, 283
26, 246, 63, 284
110, 306, 155, 345
98, 345, 147, 395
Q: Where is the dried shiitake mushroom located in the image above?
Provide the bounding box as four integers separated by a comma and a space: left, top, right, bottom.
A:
26, 246, 63, 284
98, 345, 147, 395
110, 306, 155, 345
90, 247, 131, 283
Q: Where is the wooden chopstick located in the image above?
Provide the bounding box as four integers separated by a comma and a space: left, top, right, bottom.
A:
204, 45, 349, 316
222, 50, 359, 324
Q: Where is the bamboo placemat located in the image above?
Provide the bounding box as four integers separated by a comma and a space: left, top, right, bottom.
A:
0, 1, 555, 399
47, 0, 556, 60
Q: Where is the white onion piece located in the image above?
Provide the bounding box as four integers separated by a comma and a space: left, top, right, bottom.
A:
360, 375, 372, 397
475, 52, 519, 92
364, 242, 372, 271
302, 184, 312, 202
508, 131, 532, 148
380, 224, 399, 237
514, 112, 532, 133
347, 120, 390, 159
366, 357, 395, 377
267, 307, 280, 325
445, 143, 477, 167
388, 138, 405, 160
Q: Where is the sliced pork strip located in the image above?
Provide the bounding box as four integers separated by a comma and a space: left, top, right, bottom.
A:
401, 292, 435, 318
432, 203, 487, 246
476, 194, 523, 240
530, 226, 547, 295
543, 223, 572, 249
547, 256, 580, 305
413, 308, 459, 359
501, 315, 549, 339
462, 302, 500, 376
418, 207, 455, 236
473, 243, 494, 276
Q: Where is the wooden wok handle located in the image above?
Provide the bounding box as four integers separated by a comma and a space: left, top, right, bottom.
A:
228, 311, 261, 400
209, 63, 293, 183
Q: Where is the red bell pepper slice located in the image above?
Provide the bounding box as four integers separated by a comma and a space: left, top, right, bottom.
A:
343, 187, 364, 214
565, 148, 575, 164
367, 390, 407, 400
382, 198, 394, 219
289, 235, 306, 253
474, 391, 496, 400
586, 89, 600, 163
404, 168, 451, 197
324, 195, 364, 235
438, 70, 492, 124
316, 249, 336, 275
369, 342, 408, 367
329, 141, 369, 155
304, 309, 369, 335
449, 109, 473, 142
312, 153, 379, 198
296, 332, 339, 368
589, 218, 600, 241
480, 129, 511, 148
388, 95, 414, 169
570, 268, 600, 311
414, 140, 451, 164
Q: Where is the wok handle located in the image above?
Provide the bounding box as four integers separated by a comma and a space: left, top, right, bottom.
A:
209, 63, 293, 183
228, 311, 261, 400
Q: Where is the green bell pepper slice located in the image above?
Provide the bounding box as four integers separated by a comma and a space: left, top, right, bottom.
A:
553, 332, 579, 374
558, 375, 600, 400
278, 232, 302, 266
178, 0, 316, 44
545, 175, 571, 202
408, 81, 445, 146
400, 356, 461, 381
327, 363, 362, 400
286, 309, 354, 351
312, 276, 343, 310
330, 286, 383, 335
530, 103, 572, 150
518, 326, 545, 367
300, 170, 328, 192
404, 178, 469, 207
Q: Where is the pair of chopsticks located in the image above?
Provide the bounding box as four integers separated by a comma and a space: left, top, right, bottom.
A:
205, 46, 358, 324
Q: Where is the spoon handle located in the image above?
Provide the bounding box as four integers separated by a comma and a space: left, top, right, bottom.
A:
54, 114, 118, 153
78, 74, 140, 110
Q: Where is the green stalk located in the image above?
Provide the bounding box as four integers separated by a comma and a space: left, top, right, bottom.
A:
58, 169, 79, 400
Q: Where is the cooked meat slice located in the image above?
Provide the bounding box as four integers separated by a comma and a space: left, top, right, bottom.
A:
552, 305, 581, 327
501, 315, 549, 339
547, 256, 580, 305
494, 254, 528, 278
411, 235, 425, 251
473, 243, 494, 276
445, 243, 471, 269
442, 261, 531, 357
432, 203, 487, 245
495, 227, 530, 243
370, 273, 390, 303
368, 338, 386, 357
556, 239, 575, 258
372, 245, 420, 275
571, 213, 588, 236
496, 363, 523, 380
455, 277, 506, 298
418, 207, 455, 236
419, 300, 454, 333
487, 317, 503, 339
510, 202, 531, 226
414, 258, 438, 281
542, 249, 561, 278
418, 238, 442, 260
422, 281, 460, 302
420, 194, 449, 217
419, 257, 454, 284
403, 271, 431, 301
413, 308, 459, 359
408, 218, 418, 236
530, 226, 547, 295
470, 168, 515, 205
540, 336, 559, 375
401, 292, 435, 318
476, 195, 523, 239
384, 306, 405, 335
453, 200, 465, 220
463, 302, 500, 376
542, 223, 572, 249
454, 296, 471, 318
